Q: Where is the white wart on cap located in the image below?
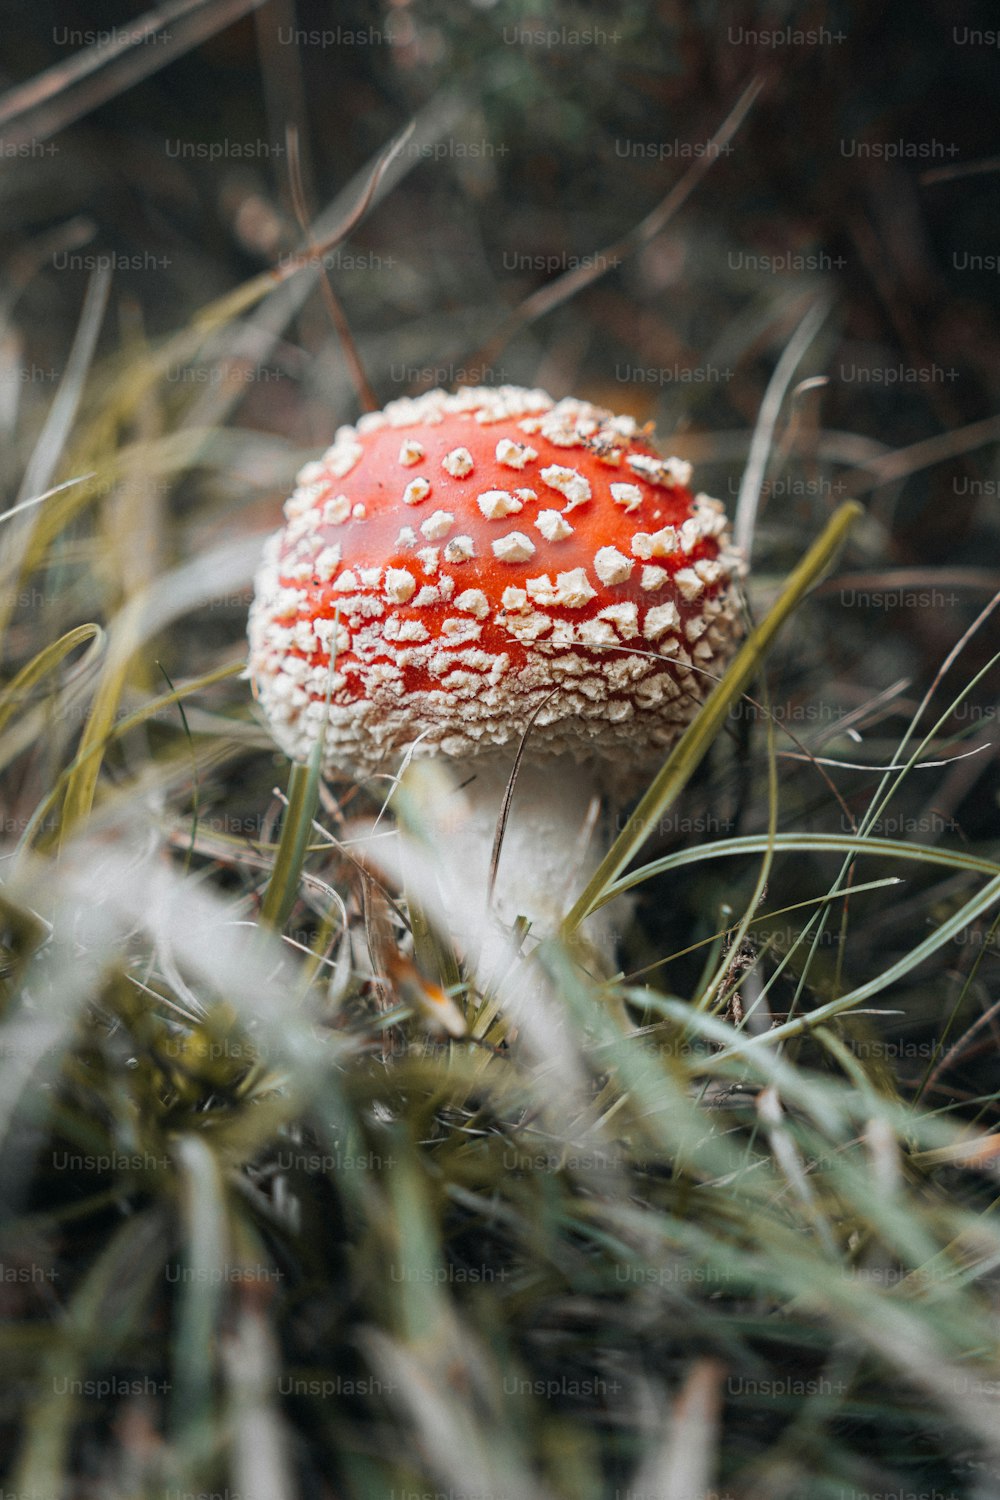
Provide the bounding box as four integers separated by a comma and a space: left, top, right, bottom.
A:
248, 386, 744, 770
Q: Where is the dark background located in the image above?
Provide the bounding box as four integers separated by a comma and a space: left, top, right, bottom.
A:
3, 0, 998, 465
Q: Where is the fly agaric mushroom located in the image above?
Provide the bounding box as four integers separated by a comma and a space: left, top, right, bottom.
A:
248, 385, 743, 954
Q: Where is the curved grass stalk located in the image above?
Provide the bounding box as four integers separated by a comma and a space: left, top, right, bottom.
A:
601, 832, 1000, 904
709, 869, 1000, 1057
561, 500, 864, 935
17, 658, 242, 854
693, 716, 779, 1016
0, 622, 104, 738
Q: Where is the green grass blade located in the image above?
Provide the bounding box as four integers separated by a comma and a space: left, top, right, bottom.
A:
715, 870, 1000, 1056
694, 716, 779, 1014
0, 622, 104, 737
56, 534, 261, 843
21, 659, 243, 853
171, 1134, 230, 1440
257, 752, 322, 933
562, 500, 863, 934
12, 1210, 166, 1498
602, 830, 1000, 903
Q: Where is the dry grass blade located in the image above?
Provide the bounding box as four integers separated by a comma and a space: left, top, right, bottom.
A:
0, 472, 95, 530
470, 74, 765, 365
222, 1292, 296, 1500
14, 267, 108, 507
274, 119, 416, 284
13, 658, 243, 850
630, 1361, 724, 1500
845, 412, 1000, 493
0, 0, 269, 149
486, 685, 561, 912
0, 270, 109, 642
54, 535, 260, 842
921, 154, 1000, 185
284, 122, 378, 413
734, 295, 832, 559
0, 623, 103, 738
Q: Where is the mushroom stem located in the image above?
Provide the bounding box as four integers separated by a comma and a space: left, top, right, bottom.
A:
436, 753, 626, 967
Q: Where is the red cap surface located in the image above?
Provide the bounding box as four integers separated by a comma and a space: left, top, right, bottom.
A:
248, 386, 744, 769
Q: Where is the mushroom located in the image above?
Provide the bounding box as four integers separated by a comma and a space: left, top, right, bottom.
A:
248, 385, 743, 963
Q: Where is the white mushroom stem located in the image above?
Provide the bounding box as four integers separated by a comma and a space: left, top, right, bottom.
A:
425, 752, 628, 971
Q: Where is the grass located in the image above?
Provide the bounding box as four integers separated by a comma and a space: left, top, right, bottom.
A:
2, 5, 1000, 1498
3, 326, 1000, 1500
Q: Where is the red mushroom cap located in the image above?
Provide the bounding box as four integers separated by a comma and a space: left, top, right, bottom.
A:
248, 386, 744, 769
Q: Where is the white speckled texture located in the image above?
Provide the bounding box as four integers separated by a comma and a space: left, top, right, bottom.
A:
248, 385, 745, 775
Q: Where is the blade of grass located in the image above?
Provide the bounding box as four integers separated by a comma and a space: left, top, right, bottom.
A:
257, 752, 323, 933
12, 1210, 167, 1498
739, 637, 1000, 1046
0, 623, 104, 738
626, 877, 901, 980
14, 268, 109, 506
562, 500, 863, 934
171, 1134, 230, 1440
222, 1285, 295, 1500
0, 0, 268, 150
603, 831, 1000, 904
256, 620, 342, 935
712, 869, 1000, 1057
0, 271, 110, 641
734, 296, 832, 560
24, 658, 244, 851
694, 715, 779, 1016
55, 536, 260, 844
157, 662, 200, 876
0, 471, 95, 529
630, 1360, 724, 1500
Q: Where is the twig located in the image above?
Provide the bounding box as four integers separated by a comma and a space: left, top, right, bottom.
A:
467, 75, 765, 368
284, 124, 378, 412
